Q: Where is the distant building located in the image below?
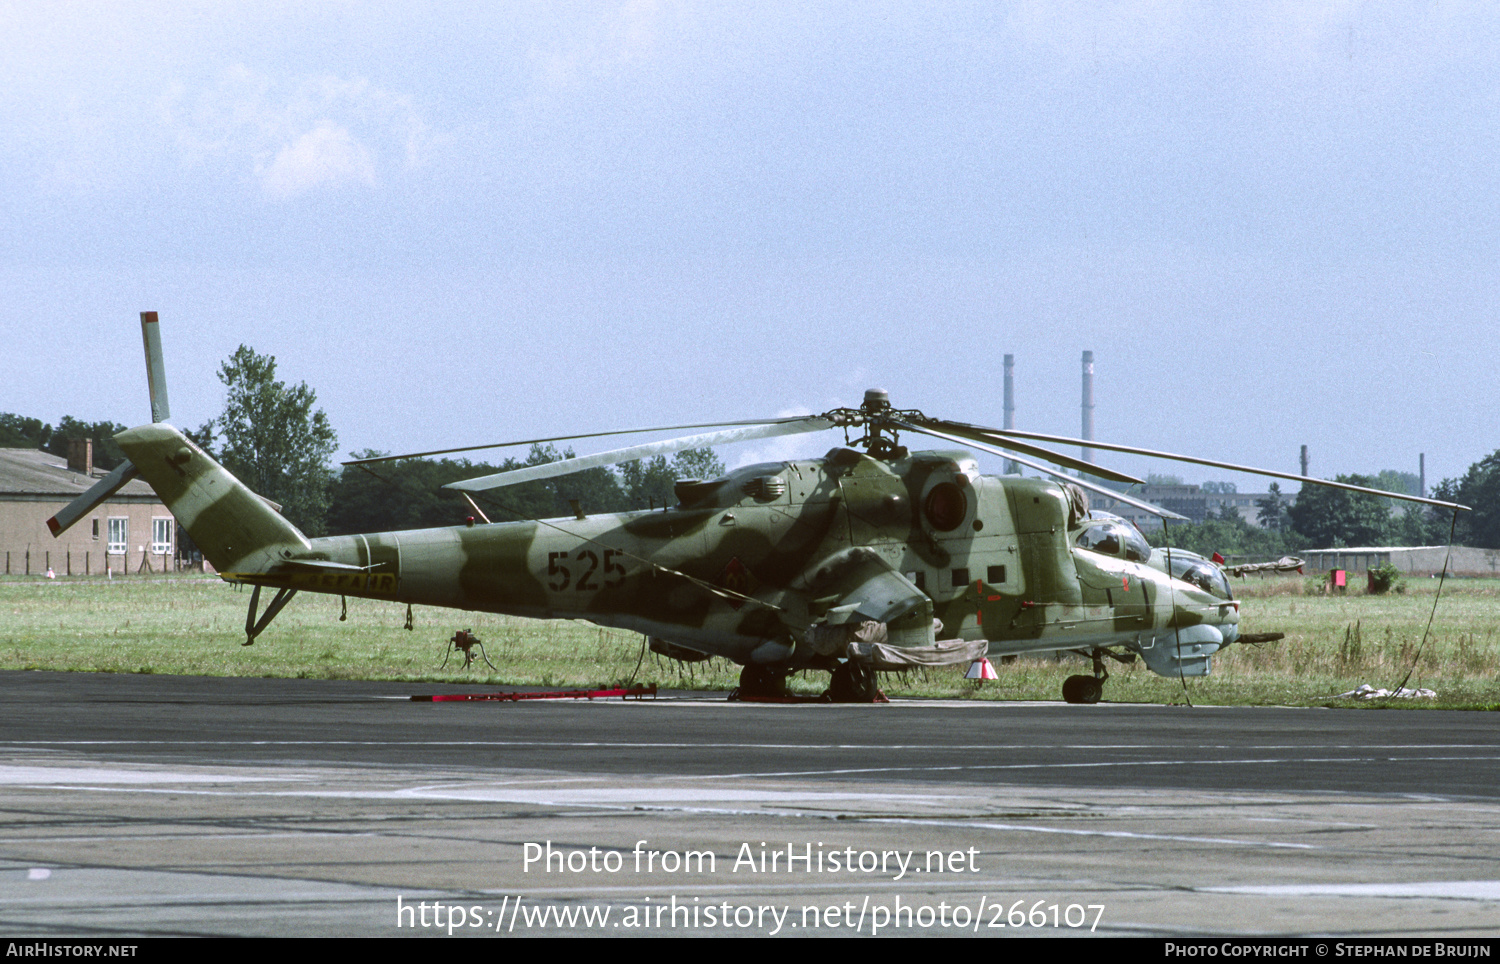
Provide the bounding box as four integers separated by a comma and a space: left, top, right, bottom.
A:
1093, 483, 1280, 532
0, 442, 195, 575
1299, 546, 1500, 578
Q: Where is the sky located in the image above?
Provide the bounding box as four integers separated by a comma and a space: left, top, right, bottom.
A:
3, 1, 1497, 495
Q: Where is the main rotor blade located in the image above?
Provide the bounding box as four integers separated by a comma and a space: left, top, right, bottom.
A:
345, 416, 817, 466
893, 421, 1188, 520
973, 428, 1470, 511
912, 417, 1143, 485
445, 418, 835, 493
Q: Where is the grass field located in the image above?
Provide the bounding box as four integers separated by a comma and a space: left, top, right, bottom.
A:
1, 573, 1497, 708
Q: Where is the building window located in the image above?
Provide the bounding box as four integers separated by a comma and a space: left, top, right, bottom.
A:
107, 517, 127, 554
152, 518, 173, 555
92, 518, 99, 541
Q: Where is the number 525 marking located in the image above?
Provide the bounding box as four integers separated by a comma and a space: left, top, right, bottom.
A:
546, 548, 627, 592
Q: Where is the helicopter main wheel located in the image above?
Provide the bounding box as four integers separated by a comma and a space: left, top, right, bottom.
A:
731, 664, 789, 700
825, 660, 879, 703
1061, 674, 1103, 705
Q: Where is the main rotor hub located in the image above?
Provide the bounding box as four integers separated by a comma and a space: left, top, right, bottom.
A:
822, 389, 922, 460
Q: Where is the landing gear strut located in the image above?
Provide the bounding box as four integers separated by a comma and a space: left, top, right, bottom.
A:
1061, 650, 1109, 705
243, 585, 298, 646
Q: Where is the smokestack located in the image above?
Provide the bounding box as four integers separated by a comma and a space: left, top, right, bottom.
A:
1003, 354, 1015, 431
1003, 354, 1017, 474
1300, 445, 1308, 477
1420, 453, 1426, 498
67, 438, 92, 477
1081, 350, 1094, 464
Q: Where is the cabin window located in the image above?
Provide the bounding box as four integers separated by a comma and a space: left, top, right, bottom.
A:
951, 567, 969, 588
987, 565, 1006, 585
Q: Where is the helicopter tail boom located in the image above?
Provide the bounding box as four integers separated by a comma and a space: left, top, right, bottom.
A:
112, 422, 312, 575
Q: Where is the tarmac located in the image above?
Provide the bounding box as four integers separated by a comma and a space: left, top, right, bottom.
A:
1, 670, 1498, 937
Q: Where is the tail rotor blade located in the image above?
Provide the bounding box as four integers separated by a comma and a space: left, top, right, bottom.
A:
46, 460, 140, 537
140, 311, 170, 424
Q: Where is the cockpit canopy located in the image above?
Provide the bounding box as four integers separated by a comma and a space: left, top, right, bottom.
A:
1075, 512, 1152, 564
1076, 512, 1234, 599
1159, 551, 1234, 600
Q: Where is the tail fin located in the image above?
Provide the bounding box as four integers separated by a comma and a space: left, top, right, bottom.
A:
51, 311, 308, 573
114, 423, 310, 573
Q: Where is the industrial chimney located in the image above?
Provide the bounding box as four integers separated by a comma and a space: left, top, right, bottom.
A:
1081, 350, 1095, 464
1003, 354, 1017, 474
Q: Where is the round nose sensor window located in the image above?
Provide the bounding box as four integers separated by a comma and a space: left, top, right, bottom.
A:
924, 482, 968, 532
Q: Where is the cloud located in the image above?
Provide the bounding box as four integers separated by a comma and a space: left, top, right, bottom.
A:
529, 0, 668, 91
163, 64, 437, 200
257, 122, 376, 198
729, 405, 840, 470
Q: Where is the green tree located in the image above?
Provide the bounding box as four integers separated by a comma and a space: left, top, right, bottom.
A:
44, 415, 128, 470
207, 345, 338, 536
1255, 482, 1290, 532
671, 447, 727, 483
1149, 508, 1300, 560
1392, 504, 1433, 547
1373, 469, 1421, 497
184, 420, 218, 456
1436, 452, 1500, 549
329, 452, 463, 535
327, 444, 724, 533
618, 448, 725, 510
619, 456, 677, 509
2, 412, 131, 469
1287, 475, 1393, 549
0, 413, 50, 449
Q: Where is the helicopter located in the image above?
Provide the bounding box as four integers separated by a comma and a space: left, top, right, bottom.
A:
48, 314, 1467, 704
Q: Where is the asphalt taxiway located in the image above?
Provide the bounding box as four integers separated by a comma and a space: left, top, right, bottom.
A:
1, 670, 1498, 937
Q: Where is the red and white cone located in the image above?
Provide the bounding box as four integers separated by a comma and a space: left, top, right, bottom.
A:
965, 658, 999, 680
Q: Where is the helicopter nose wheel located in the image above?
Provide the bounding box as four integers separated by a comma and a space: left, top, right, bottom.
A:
1062, 650, 1109, 704
1061, 674, 1103, 704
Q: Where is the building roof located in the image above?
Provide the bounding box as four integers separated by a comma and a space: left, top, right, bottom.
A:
0, 448, 159, 500
1300, 546, 1455, 553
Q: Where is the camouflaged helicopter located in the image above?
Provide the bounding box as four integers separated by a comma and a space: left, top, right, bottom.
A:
49, 314, 1467, 704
